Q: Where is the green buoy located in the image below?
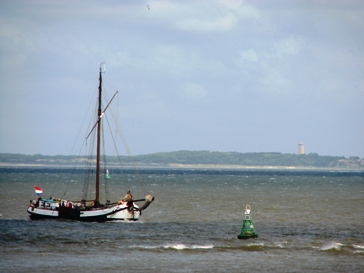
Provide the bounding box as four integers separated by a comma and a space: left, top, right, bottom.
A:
105, 169, 111, 180
237, 204, 258, 239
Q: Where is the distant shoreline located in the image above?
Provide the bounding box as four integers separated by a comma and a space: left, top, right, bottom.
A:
1, 162, 363, 171
1, 151, 363, 169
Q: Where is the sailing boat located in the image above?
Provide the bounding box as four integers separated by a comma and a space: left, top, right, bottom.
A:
27, 64, 154, 222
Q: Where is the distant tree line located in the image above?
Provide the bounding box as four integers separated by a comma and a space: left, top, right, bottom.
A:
130, 151, 363, 168
0, 151, 363, 168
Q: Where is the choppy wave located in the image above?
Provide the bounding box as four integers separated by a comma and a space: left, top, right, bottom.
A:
1, 168, 364, 272
353, 244, 364, 249
319, 241, 344, 251
163, 243, 214, 250
128, 243, 214, 251
317, 242, 364, 254
352, 244, 364, 254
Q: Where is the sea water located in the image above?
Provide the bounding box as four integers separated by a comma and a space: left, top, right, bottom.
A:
0, 167, 363, 272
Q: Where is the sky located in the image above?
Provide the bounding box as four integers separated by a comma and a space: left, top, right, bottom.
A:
0, 0, 363, 158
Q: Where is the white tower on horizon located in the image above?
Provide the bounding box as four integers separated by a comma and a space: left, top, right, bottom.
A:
298, 142, 305, 155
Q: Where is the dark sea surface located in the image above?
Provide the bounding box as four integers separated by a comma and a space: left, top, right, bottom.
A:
0, 167, 363, 272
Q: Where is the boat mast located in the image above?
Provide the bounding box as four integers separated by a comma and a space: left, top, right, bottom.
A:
95, 63, 104, 204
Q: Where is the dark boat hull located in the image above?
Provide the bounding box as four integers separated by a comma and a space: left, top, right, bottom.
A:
27, 202, 140, 222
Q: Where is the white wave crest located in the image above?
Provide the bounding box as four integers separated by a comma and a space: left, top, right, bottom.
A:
247, 242, 264, 247
163, 244, 214, 250
353, 244, 364, 249
128, 245, 159, 249
353, 244, 364, 253
319, 242, 343, 251
273, 241, 287, 248
128, 244, 214, 250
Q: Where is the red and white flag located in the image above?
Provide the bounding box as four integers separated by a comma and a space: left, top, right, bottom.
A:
34, 186, 43, 196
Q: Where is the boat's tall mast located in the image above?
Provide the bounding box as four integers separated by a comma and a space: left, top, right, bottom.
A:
95, 65, 103, 204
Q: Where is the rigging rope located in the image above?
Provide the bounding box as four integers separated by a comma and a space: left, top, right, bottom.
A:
52, 79, 150, 203
108, 99, 148, 196
56, 86, 98, 200
100, 84, 149, 196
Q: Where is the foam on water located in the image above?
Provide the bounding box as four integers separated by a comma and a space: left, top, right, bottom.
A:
353, 244, 364, 249
128, 244, 214, 250
163, 244, 214, 250
246, 242, 265, 247
273, 241, 288, 248
319, 242, 344, 251
352, 244, 364, 254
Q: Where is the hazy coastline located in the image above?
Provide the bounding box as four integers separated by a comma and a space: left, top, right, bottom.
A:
1, 162, 363, 172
